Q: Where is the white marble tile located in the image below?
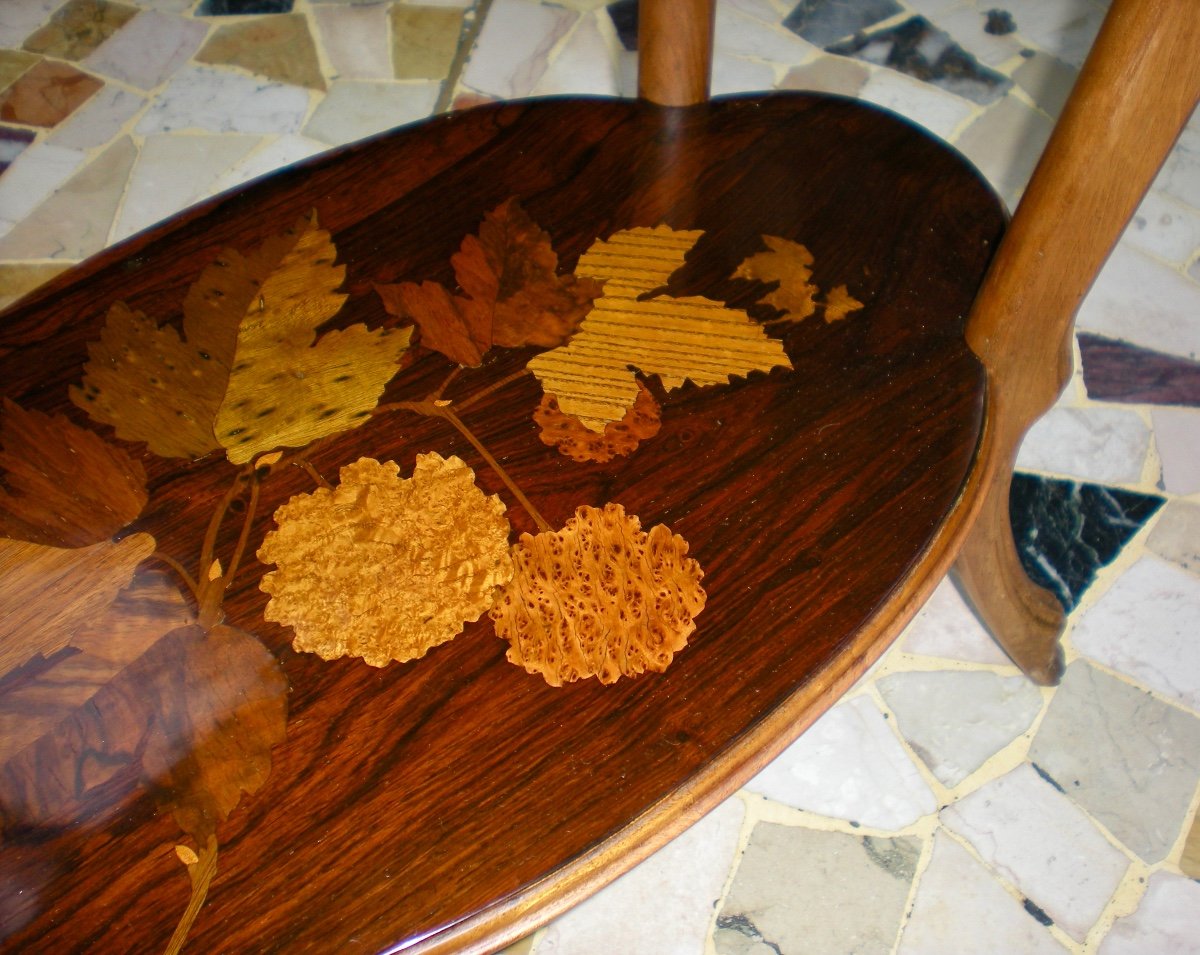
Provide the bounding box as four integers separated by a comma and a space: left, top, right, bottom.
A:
0, 144, 87, 238
860, 68, 977, 142
113, 133, 262, 242
906, 0, 970, 17
901, 578, 1012, 665
208, 135, 329, 193
711, 52, 777, 96
312, 4, 392, 81
745, 694, 937, 830
532, 16, 619, 97
1146, 500, 1200, 574
1098, 871, 1200, 955
715, 4, 816, 64
1076, 242, 1200, 361
1153, 115, 1200, 211
85, 10, 209, 92
0, 136, 136, 260
534, 797, 744, 955
0, 0, 59, 48
1071, 555, 1200, 711
1120, 190, 1200, 268
1012, 52, 1079, 119
954, 96, 1054, 208
725, 0, 787, 23
941, 763, 1129, 942
1015, 405, 1150, 484
462, 0, 577, 98
937, 6, 1024, 67
303, 80, 440, 145
48, 85, 145, 150
1153, 406, 1200, 496
136, 65, 310, 136
878, 671, 1043, 787
897, 831, 1068, 955
1029, 660, 1200, 864
999, 0, 1104, 67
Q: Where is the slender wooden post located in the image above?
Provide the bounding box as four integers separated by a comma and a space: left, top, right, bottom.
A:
638, 0, 716, 106
954, 0, 1200, 683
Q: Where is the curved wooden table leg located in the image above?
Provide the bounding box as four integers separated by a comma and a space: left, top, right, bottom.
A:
954, 0, 1200, 684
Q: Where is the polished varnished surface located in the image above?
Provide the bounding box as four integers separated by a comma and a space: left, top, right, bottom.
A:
0, 95, 1003, 952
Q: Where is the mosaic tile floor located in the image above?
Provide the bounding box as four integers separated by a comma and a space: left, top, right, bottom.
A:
1, 0, 1197, 952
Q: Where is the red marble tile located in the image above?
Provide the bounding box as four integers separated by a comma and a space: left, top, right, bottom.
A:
1079, 333, 1200, 407
0, 60, 103, 128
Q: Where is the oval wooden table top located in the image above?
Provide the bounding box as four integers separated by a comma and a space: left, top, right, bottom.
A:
0, 95, 1005, 954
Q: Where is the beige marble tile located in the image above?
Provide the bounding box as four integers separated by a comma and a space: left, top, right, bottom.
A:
390, 5, 465, 81
0, 263, 74, 312
0, 135, 135, 260
462, 0, 576, 98
21, 0, 139, 61
196, 13, 326, 91
303, 80, 440, 144
0, 59, 104, 127
0, 50, 41, 93
84, 9, 208, 91
780, 56, 870, 97
313, 3, 392, 81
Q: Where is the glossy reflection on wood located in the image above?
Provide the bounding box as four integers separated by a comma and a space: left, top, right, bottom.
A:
0, 96, 1003, 953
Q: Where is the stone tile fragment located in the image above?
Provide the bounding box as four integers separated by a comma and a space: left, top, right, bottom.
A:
1146, 500, 1200, 574
196, 13, 325, 90
606, 0, 638, 51
745, 695, 936, 830
0, 50, 41, 92
535, 798, 744, 954
462, 0, 576, 98
1017, 406, 1151, 484
936, 6, 1022, 67
0, 143, 87, 234
955, 97, 1054, 209
784, 0, 902, 47
1078, 333, 1200, 407
303, 80, 440, 145
1122, 190, 1200, 267
1013, 52, 1078, 119
0, 59, 103, 127
0, 264, 73, 311
897, 831, 1067, 955
999, 0, 1104, 67
21, 0, 138, 61
197, 0, 294, 13
533, 16, 618, 96
711, 53, 775, 97
136, 65, 309, 135
0, 125, 36, 174
312, 4, 391, 81
878, 671, 1043, 787
209, 134, 327, 192
113, 132, 261, 241
1029, 661, 1200, 864
717, 4, 813, 64
0, 0, 62, 49
859, 68, 975, 140
780, 56, 870, 97
1153, 406, 1200, 495
902, 578, 1010, 665
1008, 474, 1163, 611
48, 84, 143, 148
391, 5, 464, 80
0, 135, 135, 259
1098, 872, 1200, 954
941, 763, 1129, 941
716, 824, 919, 955
1071, 555, 1200, 711
84, 9, 207, 91
1153, 117, 1199, 209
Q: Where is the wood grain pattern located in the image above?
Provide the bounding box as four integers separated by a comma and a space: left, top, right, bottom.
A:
638, 0, 715, 106
0, 95, 1003, 953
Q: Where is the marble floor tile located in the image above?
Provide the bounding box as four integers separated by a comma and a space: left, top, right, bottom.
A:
531, 797, 744, 955
0, 262, 72, 311
391, 5, 466, 81
1071, 555, 1200, 712
1152, 406, 1200, 495
0, 0, 63, 49
113, 132, 262, 241
20, 0, 139, 62
1078, 333, 1200, 407
1016, 405, 1150, 484
0, 50, 41, 91
896, 831, 1068, 955
941, 762, 1130, 941
711, 52, 777, 96
461, 0, 576, 98
311, 4, 392, 82
1182, 812, 1200, 879
778, 55, 870, 97
0, 126, 36, 173
745, 694, 936, 830
1152, 116, 1199, 210
998, 0, 1104, 68
1012, 52, 1078, 120
208, 133, 328, 192
1146, 500, 1200, 574
47, 84, 144, 149
954, 96, 1054, 208
0, 142, 87, 236
605, 0, 637, 52
303, 80, 441, 145
1121, 189, 1200, 268
197, 0, 294, 13
84, 10, 209, 91
0, 135, 135, 259
532, 16, 620, 97
783, 0, 903, 48
1077, 242, 1200, 360
900, 577, 1011, 665
1029, 660, 1200, 865
135, 64, 310, 135
1098, 872, 1200, 955
935, 5, 1024, 68
196, 13, 325, 90
858, 67, 976, 140
1008, 474, 1163, 611
716, 824, 920, 955
877, 670, 1043, 787
0, 58, 104, 127
716, 4, 815, 64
